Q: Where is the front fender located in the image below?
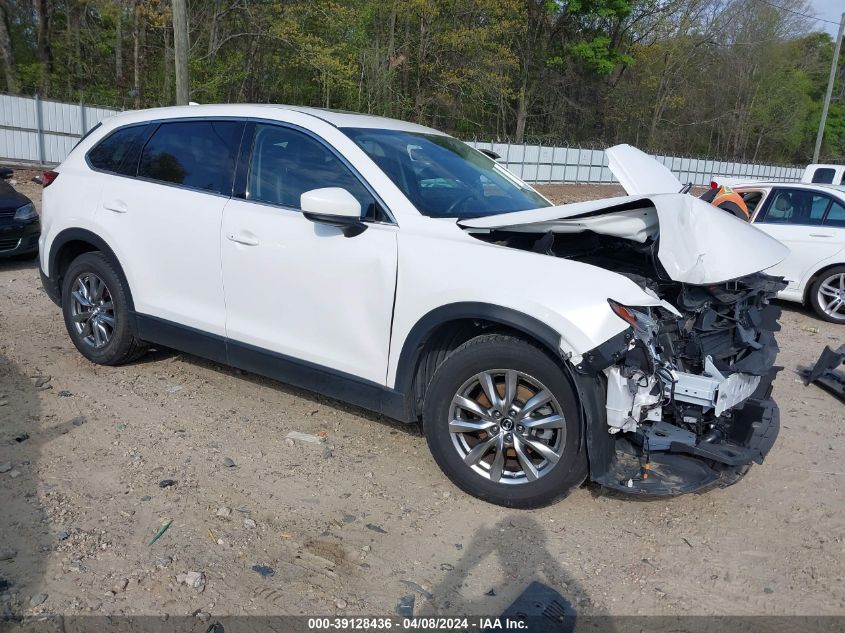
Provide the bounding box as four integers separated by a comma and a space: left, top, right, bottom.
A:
393, 302, 565, 395
387, 227, 665, 387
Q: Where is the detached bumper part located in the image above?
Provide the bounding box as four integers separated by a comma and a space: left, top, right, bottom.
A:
801, 344, 845, 403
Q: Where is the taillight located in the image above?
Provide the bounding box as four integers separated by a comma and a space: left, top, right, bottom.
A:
42, 170, 58, 187
709, 180, 718, 189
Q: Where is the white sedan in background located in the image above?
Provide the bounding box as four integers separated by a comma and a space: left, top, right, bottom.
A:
608, 145, 845, 324
730, 182, 845, 323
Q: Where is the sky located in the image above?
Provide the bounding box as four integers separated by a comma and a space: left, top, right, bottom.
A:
808, 0, 844, 37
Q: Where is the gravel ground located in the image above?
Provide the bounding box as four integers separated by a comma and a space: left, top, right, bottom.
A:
0, 171, 843, 620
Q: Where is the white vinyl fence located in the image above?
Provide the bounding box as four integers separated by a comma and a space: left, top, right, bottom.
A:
0, 94, 119, 165
0, 93, 803, 185
466, 140, 803, 186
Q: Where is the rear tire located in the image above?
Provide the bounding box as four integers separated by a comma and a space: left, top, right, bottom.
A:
808, 266, 845, 324
61, 252, 144, 365
422, 334, 587, 508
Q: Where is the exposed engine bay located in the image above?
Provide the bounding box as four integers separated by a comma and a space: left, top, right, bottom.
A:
465, 218, 785, 495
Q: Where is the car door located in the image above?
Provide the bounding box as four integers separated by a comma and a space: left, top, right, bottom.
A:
752, 188, 844, 293
220, 122, 398, 384
95, 119, 244, 338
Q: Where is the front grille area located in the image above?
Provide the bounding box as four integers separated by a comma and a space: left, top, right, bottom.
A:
0, 238, 20, 251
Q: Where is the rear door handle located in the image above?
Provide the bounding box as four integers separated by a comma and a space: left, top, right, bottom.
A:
227, 232, 259, 246
810, 234, 833, 238
103, 200, 128, 214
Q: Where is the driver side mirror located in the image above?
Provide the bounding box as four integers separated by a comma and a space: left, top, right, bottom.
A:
301, 187, 367, 238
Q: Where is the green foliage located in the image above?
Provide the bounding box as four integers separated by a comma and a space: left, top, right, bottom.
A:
0, 0, 840, 162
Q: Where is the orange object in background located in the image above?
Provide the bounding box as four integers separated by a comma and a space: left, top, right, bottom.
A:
700, 185, 750, 220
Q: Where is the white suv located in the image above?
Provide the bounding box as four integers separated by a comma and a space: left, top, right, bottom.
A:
40, 105, 788, 507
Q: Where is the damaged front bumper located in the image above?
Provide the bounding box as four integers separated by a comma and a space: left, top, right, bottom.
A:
573, 273, 785, 497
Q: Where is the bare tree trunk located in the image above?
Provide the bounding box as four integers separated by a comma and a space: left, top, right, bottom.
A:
115, 0, 123, 84
172, 0, 189, 104
0, 0, 18, 93
67, 0, 81, 95
413, 16, 427, 123
400, 15, 410, 100
207, 0, 220, 62
34, 0, 53, 92
163, 22, 172, 105
132, 0, 143, 108
514, 75, 528, 143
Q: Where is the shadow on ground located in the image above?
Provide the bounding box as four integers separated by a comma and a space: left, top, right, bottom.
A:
416, 514, 607, 631
0, 353, 47, 622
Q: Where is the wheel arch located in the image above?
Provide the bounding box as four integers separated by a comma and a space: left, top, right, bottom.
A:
48, 228, 135, 310
393, 303, 566, 421
803, 260, 845, 306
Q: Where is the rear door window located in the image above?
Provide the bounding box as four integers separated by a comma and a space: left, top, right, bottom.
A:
139, 120, 244, 195
757, 189, 829, 226
87, 125, 147, 175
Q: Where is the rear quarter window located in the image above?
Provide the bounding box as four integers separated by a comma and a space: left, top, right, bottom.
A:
824, 200, 845, 227
87, 125, 147, 175
811, 168, 836, 184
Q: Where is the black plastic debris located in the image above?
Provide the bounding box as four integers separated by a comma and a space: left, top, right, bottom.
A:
251, 565, 275, 578
366, 523, 387, 534
489, 581, 576, 633
158, 479, 177, 488
395, 595, 415, 617
13, 434, 29, 443
801, 344, 845, 403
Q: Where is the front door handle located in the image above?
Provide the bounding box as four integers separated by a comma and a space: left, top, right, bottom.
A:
103, 199, 128, 214
227, 232, 259, 246
809, 234, 833, 238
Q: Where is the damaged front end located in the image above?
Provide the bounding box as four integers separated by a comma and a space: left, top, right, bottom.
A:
460, 193, 790, 496
585, 273, 785, 495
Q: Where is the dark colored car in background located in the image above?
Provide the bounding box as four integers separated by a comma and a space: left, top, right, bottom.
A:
0, 168, 40, 258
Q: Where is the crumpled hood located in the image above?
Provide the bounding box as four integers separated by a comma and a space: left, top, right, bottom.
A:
606, 144, 683, 195
458, 193, 789, 285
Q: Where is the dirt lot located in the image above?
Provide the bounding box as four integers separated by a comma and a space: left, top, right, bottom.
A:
1, 173, 843, 620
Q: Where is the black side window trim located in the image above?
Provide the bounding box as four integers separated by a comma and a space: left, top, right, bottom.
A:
85, 116, 395, 221
72, 121, 102, 152
238, 118, 396, 225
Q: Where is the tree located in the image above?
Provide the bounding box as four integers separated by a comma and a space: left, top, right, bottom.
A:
0, 0, 18, 92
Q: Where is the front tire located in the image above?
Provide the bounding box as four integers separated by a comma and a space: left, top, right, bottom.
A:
422, 334, 587, 508
61, 252, 144, 365
809, 266, 845, 324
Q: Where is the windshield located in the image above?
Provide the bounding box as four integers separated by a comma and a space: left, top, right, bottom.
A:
341, 128, 550, 218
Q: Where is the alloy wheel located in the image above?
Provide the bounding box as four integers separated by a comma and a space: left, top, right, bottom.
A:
817, 272, 845, 321
70, 272, 116, 348
447, 369, 566, 485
